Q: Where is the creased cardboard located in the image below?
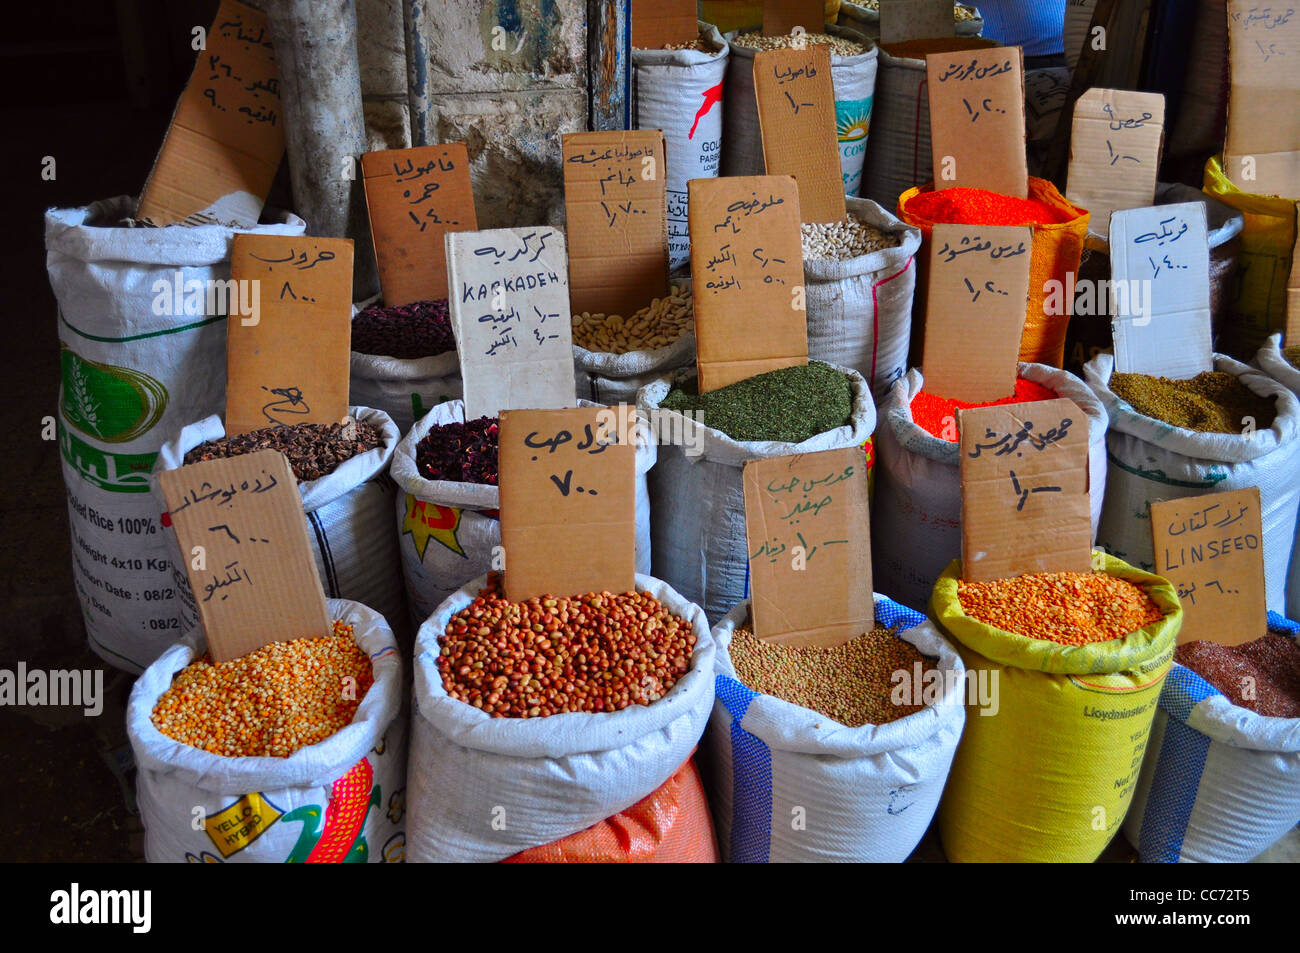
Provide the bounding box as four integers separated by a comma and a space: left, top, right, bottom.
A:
959, 397, 1092, 582
927, 47, 1028, 198
1224, 2, 1300, 198
922, 223, 1032, 402
446, 227, 577, 419
499, 407, 636, 602
1109, 202, 1213, 379
137, 0, 284, 227
1066, 87, 1166, 235
880, 0, 954, 44
743, 446, 873, 647
361, 143, 477, 306
158, 450, 332, 663
226, 235, 353, 435
633, 0, 699, 48
753, 46, 847, 224
562, 130, 669, 318
1151, 488, 1267, 646
688, 175, 808, 392
762, 0, 826, 36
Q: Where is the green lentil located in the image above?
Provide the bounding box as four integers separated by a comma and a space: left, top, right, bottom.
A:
1109, 371, 1276, 433
1282, 344, 1300, 371
660, 361, 852, 442
729, 622, 934, 727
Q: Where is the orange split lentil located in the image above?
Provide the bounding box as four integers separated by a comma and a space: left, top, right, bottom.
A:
957, 571, 1164, 646
150, 620, 374, 758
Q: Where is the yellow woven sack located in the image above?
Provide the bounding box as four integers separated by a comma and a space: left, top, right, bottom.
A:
931, 553, 1181, 863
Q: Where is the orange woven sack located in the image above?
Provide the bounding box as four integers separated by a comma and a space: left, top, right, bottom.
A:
502, 759, 719, 863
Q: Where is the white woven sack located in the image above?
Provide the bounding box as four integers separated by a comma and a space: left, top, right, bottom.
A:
1254, 334, 1300, 620
127, 599, 407, 863
573, 280, 697, 405
707, 595, 965, 862
639, 362, 876, 624
46, 197, 306, 672
1085, 352, 1300, 614
872, 363, 1108, 612
151, 406, 409, 641
837, 1, 985, 39
406, 573, 715, 862
390, 399, 657, 629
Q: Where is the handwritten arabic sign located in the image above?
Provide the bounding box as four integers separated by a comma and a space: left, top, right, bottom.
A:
498, 407, 636, 602
361, 143, 478, 306
633, 0, 698, 48
922, 223, 1032, 403
1224, 2, 1300, 198
880, 0, 955, 43
926, 47, 1027, 199
1066, 88, 1165, 235
762, 0, 825, 36
158, 450, 332, 663
1151, 488, 1267, 646
226, 235, 353, 436
958, 398, 1091, 582
753, 46, 847, 224
743, 446, 873, 647
446, 227, 576, 420
1110, 202, 1213, 379
562, 130, 669, 318
137, 0, 284, 227
688, 175, 808, 392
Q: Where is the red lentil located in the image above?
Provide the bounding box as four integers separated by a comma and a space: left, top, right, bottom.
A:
151, 620, 373, 758
1176, 635, 1300, 718
904, 186, 1074, 226
911, 377, 1059, 441
957, 571, 1164, 646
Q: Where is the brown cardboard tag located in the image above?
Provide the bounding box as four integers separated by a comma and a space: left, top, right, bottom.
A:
921, 223, 1032, 402
632, 0, 699, 48
158, 450, 332, 663
762, 0, 826, 35
226, 235, 353, 435
927, 47, 1028, 199
1151, 488, 1268, 646
360, 143, 478, 306
1066, 88, 1165, 235
1224, 2, 1300, 198
743, 446, 873, 647
880, 0, 954, 43
958, 398, 1092, 582
137, 0, 284, 227
498, 407, 637, 602
688, 175, 808, 392
753, 46, 848, 224
445, 227, 577, 419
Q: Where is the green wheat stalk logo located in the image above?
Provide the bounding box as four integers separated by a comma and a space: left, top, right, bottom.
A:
68, 358, 101, 437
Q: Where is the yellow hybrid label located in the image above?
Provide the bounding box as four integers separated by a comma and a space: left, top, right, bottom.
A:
204, 793, 282, 858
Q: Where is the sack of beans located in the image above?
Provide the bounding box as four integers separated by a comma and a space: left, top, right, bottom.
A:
899, 178, 1089, 369
632, 24, 728, 272
706, 595, 965, 862
1254, 336, 1300, 619
348, 295, 462, 436
572, 283, 697, 405
933, 552, 1181, 862
406, 572, 716, 862
1123, 614, 1300, 862
722, 27, 878, 196
127, 598, 407, 863
151, 406, 410, 641
46, 197, 307, 672
503, 758, 719, 862
837, 1, 984, 39
873, 363, 1108, 612
389, 398, 657, 628
857, 37, 998, 210
802, 198, 922, 400
1083, 352, 1300, 614
639, 361, 876, 623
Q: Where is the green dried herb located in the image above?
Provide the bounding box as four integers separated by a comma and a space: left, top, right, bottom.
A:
661, 362, 853, 442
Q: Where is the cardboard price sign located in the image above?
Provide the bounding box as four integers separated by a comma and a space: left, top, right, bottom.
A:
927, 48, 1028, 199
562, 131, 670, 318
688, 175, 808, 392
446, 227, 577, 420
361, 143, 477, 306
226, 235, 353, 435
1109, 202, 1213, 379
632, 0, 699, 48
158, 450, 332, 663
762, 0, 826, 35
1224, 2, 1300, 198
880, 0, 954, 43
743, 446, 873, 647
498, 407, 636, 602
753, 46, 847, 224
958, 398, 1091, 582
137, 0, 284, 227
1066, 88, 1165, 235
922, 223, 1032, 403
1151, 488, 1267, 646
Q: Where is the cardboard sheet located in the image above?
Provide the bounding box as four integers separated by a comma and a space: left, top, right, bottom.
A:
1224, 2, 1300, 198
762, 0, 826, 36
1288, 200, 1300, 344
880, 0, 955, 44
927, 47, 1028, 198
1066, 88, 1166, 235
632, 0, 699, 48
